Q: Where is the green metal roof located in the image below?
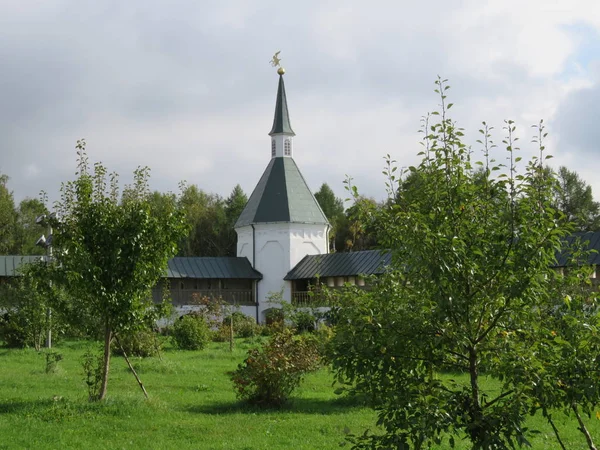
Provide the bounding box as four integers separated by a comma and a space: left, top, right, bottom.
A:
553, 231, 600, 267
285, 250, 392, 280
0, 256, 262, 280
235, 157, 329, 227
0, 255, 45, 277
166, 257, 262, 279
269, 74, 295, 136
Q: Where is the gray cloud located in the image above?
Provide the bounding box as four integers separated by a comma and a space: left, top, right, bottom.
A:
1, 0, 600, 209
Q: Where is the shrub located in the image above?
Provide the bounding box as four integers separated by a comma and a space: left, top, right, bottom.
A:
230, 328, 321, 406
211, 325, 230, 343
0, 309, 49, 349
112, 328, 161, 357
171, 314, 210, 350
45, 351, 63, 374
291, 310, 316, 333
223, 312, 257, 338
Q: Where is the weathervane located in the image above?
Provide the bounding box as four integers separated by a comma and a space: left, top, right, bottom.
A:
270, 51, 285, 75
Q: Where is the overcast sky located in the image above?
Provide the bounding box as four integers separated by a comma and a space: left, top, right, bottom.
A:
2, 0, 600, 207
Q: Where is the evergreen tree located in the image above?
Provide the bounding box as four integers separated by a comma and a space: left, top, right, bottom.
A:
314, 183, 345, 251
223, 184, 247, 256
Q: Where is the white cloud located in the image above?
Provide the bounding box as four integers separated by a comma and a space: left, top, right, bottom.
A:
2, 0, 600, 207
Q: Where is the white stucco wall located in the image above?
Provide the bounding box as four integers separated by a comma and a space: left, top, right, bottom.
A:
235, 222, 328, 322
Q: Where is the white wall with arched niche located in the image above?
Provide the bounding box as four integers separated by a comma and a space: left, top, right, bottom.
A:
236, 222, 328, 321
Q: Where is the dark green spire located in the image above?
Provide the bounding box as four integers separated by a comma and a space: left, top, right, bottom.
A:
269, 74, 295, 136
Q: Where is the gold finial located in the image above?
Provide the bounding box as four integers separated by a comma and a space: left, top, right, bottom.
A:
270, 51, 285, 74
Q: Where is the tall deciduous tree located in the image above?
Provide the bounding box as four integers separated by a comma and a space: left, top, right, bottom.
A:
14, 197, 47, 255
330, 80, 571, 449
178, 184, 228, 257
335, 196, 379, 252
0, 173, 17, 254
52, 139, 187, 401
554, 166, 600, 231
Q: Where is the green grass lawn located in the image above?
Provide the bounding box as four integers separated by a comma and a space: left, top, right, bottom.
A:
0, 339, 598, 449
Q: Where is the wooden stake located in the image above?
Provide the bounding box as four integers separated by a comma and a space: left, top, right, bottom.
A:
115, 335, 149, 400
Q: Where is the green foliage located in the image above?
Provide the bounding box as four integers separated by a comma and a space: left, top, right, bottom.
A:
230, 329, 321, 406
330, 78, 572, 449
172, 315, 211, 350
0, 173, 17, 253
50, 139, 187, 400
82, 348, 104, 402
223, 311, 257, 338
517, 239, 600, 448
112, 328, 161, 358
314, 183, 345, 251
0, 262, 65, 350
553, 166, 600, 231
45, 351, 63, 374
14, 197, 48, 255
291, 310, 316, 333
336, 196, 379, 252
267, 291, 321, 334
177, 183, 247, 257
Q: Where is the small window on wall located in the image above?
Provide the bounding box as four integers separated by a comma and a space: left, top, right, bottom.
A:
271, 140, 276, 157
284, 139, 291, 156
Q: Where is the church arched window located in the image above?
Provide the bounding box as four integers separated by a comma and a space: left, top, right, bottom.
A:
284, 139, 291, 156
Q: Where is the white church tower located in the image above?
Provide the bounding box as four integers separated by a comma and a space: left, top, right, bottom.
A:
235, 66, 330, 322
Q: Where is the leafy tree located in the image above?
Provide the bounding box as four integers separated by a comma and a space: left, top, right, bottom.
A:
0, 173, 17, 254
329, 80, 571, 449
520, 239, 600, 450
178, 184, 228, 257
51, 139, 187, 401
553, 166, 600, 231
315, 183, 345, 251
13, 197, 47, 255
336, 196, 379, 252
0, 262, 55, 349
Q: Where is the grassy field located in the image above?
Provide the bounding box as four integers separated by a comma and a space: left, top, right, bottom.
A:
0, 338, 598, 449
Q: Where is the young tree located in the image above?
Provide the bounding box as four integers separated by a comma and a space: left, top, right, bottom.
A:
329, 80, 571, 449
51, 139, 187, 400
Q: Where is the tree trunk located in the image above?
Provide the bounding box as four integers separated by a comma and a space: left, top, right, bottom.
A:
229, 313, 234, 352
468, 346, 483, 443
98, 320, 112, 401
